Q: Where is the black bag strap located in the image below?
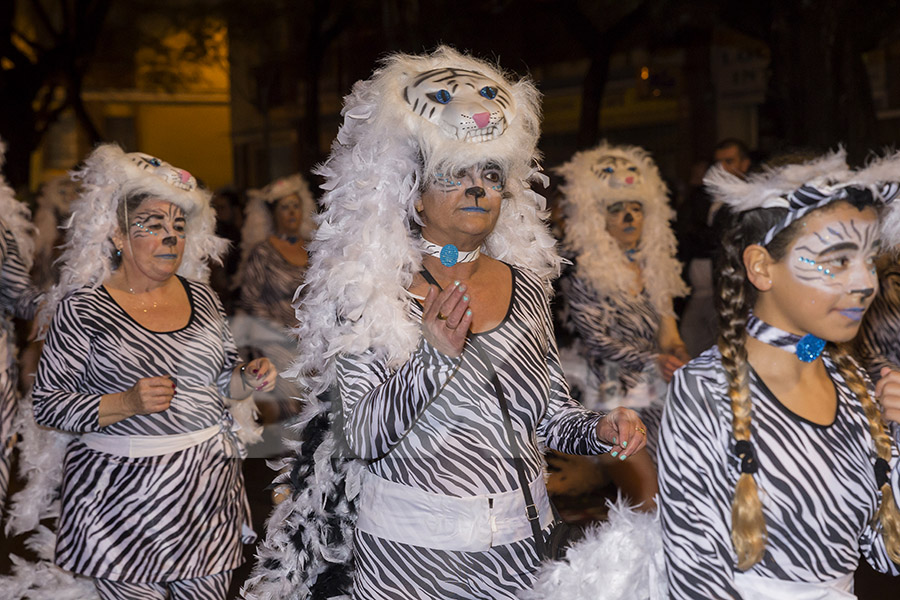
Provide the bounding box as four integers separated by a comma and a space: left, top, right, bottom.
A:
420, 268, 546, 557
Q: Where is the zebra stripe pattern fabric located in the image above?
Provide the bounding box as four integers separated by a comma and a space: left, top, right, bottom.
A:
94, 570, 232, 599
658, 347, 900, 598
0, 221, 41, 511
339, 266, 608, 597
32, 278, 251, 583
561, 274, 661, 395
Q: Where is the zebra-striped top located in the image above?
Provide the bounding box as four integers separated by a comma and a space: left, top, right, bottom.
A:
34, 277, 238, 436
658, 347, 900, 599
856, 262, 900, 379
338, 265, 609, 497
239, 240, 306, 329
562, 273, 660, 393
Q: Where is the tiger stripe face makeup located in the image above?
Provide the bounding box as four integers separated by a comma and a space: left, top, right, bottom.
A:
788, 216, 879, 296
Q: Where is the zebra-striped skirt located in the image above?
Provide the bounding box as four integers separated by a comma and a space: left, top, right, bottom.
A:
353, 526, 551, 599
55, 431, 252, 582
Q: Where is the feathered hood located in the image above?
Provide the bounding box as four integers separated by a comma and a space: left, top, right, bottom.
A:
556, 141, 687, 316
705, 148, 900, 247
39, 144, 227, 331
291, 45, 560, 393
0, 137, 36, 269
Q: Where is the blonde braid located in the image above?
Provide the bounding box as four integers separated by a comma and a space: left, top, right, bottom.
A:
831, 346, 900, 563
717, 219, 768, 569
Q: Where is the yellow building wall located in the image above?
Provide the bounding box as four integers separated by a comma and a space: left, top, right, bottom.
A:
136, 103, 233, 191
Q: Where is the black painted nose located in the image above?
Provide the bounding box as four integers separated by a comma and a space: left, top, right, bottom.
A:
162, 235, 177, 247
623, 212, 634, 223
465, 186, 486, 201
854, 287, 875, 300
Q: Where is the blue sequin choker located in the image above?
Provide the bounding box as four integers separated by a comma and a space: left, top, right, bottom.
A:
746, 312, 826, 363
421, 239, 480, 267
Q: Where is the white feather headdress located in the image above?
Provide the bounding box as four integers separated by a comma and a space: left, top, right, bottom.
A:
705, 148, 900, 247
236, 173, 316, 286
0, 138, 36, 269
291, 45, 559, 392
556, 141, 687, 316
39, 144, 227, 330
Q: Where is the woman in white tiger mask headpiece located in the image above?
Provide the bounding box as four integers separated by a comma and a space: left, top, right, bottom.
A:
553, 141, 689, 508
245, 47, 645, 600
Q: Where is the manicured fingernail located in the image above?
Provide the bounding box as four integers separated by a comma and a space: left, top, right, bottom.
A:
622, 440, 628, 448
612, 437, 617, 444
611, 451, 618, 458
466, 310, 472, 316
458, 284, 467, 292
454, 280, 460, 286
619, 453, 627, 461
462, 295, 469, 302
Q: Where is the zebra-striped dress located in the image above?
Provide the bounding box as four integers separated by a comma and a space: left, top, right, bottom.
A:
0, 219, 41, 511
342, 266, 609, 599
561, 273, 666, 454
658, 347, 900, 599
32, 277, 252, 582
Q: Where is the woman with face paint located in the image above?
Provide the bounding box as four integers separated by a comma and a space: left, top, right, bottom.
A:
234, 174, 316, 433
245, 47, 647, 600
658, 150, 900, 599
28, 145, 277, 600
554, 142, 690, 509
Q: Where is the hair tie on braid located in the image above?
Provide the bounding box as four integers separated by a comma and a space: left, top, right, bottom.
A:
735, 440, 759, 474
875, 457, 891, 489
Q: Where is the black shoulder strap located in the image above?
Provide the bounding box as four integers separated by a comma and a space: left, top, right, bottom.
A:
419, 268, 546, 557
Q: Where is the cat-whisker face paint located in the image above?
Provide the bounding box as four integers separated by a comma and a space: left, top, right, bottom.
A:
130, 203, 187, 241
787, 216, 880, 310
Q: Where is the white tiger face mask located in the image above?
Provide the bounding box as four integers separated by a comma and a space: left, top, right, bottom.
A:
404, 67, 516, 143
127, 152, 198, 192
590, 155, 644, 190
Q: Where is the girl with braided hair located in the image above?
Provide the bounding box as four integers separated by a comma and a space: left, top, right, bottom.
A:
658, 150, 900, 599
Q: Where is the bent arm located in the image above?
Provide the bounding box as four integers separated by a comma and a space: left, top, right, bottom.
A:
538, 334, 610, 455
338, 339, 460, 459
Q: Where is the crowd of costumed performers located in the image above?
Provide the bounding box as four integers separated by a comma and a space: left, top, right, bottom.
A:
0, 43, 900, 600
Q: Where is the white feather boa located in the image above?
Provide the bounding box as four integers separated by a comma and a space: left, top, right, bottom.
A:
521, 498, 667, 600
556, 142, 687, 317
288, 45, 559, 394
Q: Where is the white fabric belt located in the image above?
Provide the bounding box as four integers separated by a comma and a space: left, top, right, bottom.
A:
733, 572, 855, 600
356, 469, 553, 552
81, 424, 219, 458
